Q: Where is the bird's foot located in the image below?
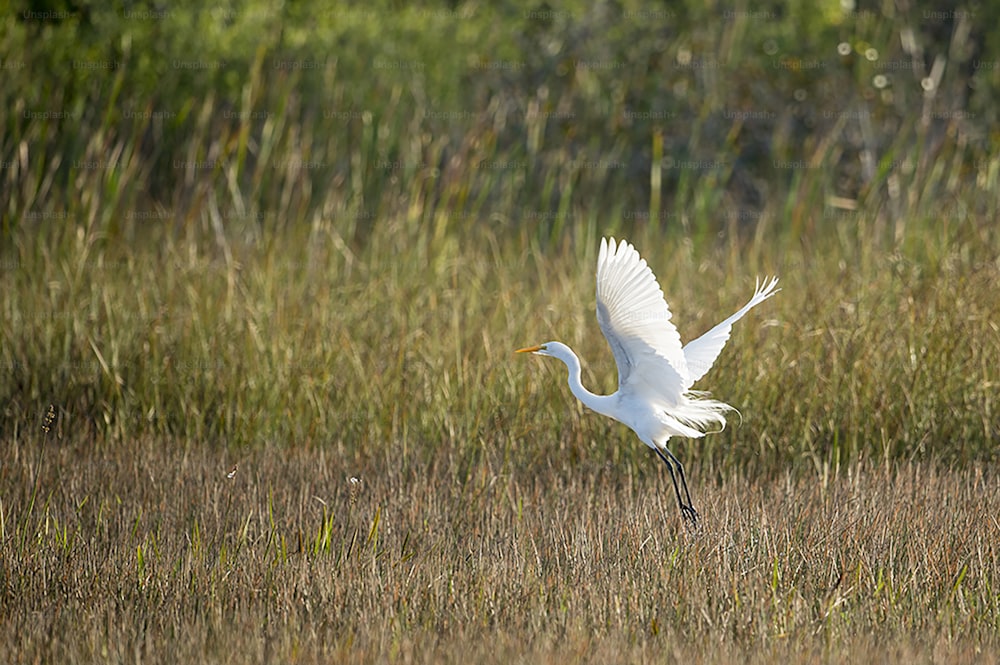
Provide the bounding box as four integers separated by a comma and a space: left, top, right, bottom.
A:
681, 505, 701, 532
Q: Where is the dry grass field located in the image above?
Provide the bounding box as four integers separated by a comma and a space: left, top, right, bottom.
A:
3, 433, 999, 664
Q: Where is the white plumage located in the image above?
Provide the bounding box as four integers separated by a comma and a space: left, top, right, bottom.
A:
518, 237, 779, 524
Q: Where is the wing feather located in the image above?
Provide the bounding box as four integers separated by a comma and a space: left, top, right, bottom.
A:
682, 276, 780, 388
595, 238, 689, 405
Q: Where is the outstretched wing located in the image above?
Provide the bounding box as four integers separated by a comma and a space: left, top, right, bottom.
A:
595, 237, 689, 405
682, 276, 779, 388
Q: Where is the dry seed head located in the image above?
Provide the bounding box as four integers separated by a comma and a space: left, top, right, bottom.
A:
42, 404, 56, 434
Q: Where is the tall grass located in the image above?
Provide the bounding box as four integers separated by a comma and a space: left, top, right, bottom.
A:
3, 205, 998, 472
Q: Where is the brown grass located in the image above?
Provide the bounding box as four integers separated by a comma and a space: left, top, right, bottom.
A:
3, 434, 998, 664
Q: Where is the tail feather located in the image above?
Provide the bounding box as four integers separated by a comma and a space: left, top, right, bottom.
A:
661, 393, 735, 438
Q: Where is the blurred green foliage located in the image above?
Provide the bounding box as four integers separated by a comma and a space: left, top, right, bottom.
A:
3, 0, 997, 242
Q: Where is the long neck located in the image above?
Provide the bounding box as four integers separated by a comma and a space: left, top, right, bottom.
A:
559, 350, 618, 419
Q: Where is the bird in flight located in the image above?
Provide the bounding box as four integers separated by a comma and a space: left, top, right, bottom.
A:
517, 237, 778, 525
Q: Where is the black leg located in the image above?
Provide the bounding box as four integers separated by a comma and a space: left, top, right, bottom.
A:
663, 448, 697, 517
653, 446, 699, 526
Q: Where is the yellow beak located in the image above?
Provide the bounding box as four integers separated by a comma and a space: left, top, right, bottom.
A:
515, 345, 542, 354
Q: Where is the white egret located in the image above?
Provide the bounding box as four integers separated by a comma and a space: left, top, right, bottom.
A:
517, 237, 778, 525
